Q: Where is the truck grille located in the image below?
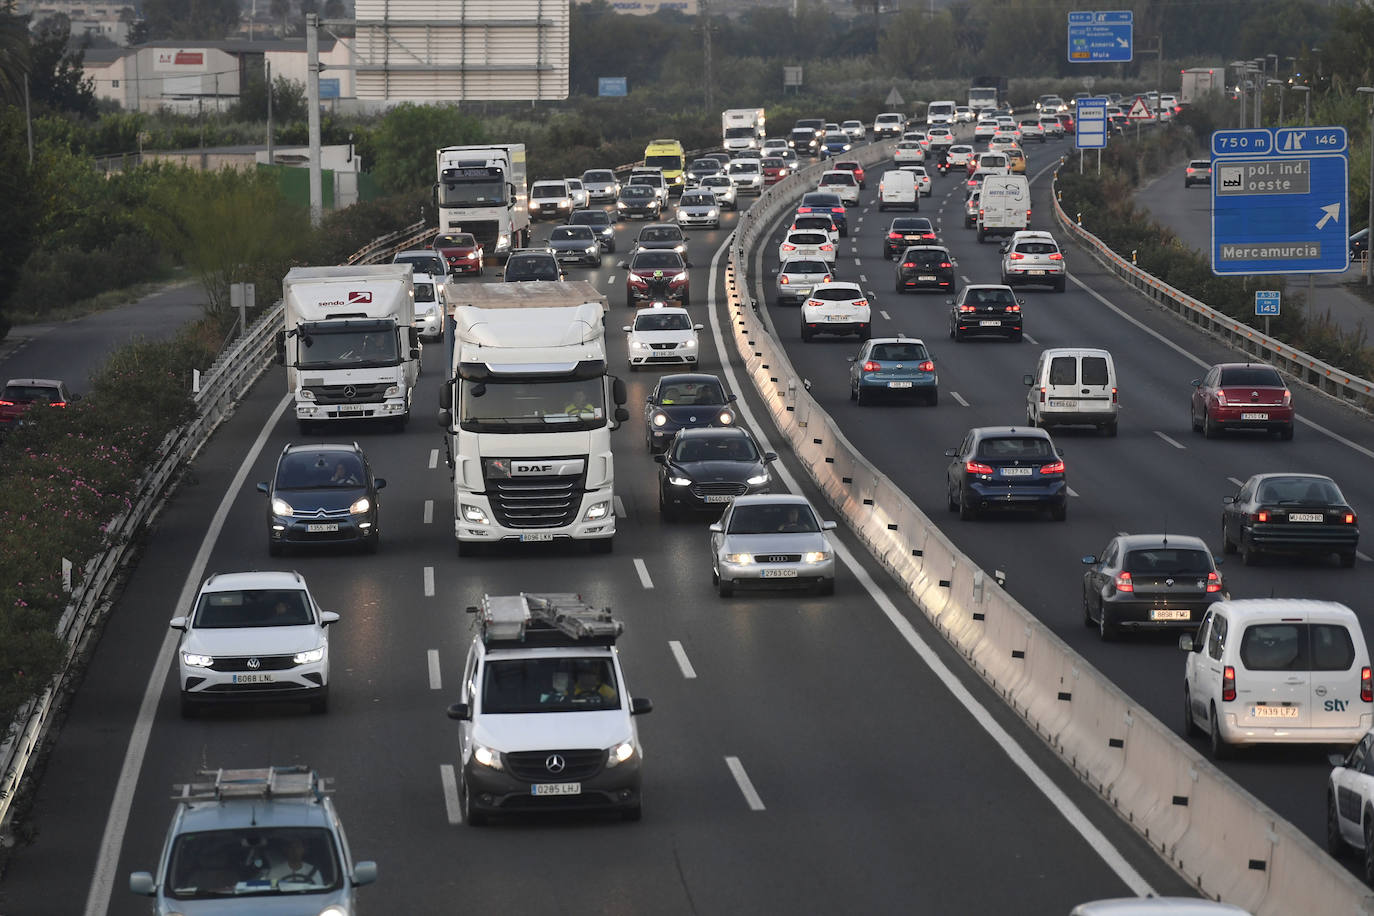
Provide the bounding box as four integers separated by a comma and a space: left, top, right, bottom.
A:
505, 748, 606, 782
485, 465, 588, 529
306, 383, 391, 404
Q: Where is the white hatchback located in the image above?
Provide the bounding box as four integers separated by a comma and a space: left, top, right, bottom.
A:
800, 281, 871, 341
893, 141, 926, 164
777, 230, 836, 268
624, 306, 701, 370
817, 170, 861, 206
726, 158, 764, 195
898, 165, 932, 197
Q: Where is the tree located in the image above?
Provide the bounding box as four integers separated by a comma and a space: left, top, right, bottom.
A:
368, 104, 486, 194
141, 0, 241, 41
0, 106, 41, 337
0, 0, 30, 107
28, 14, 97, 118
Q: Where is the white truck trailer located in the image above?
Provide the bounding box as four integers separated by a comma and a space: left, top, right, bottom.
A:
437, 281, 629, 556
1180, 67, 1223, 105
278, 264, 418, 434
722, 108, 766, 152
433, 144, 530, 263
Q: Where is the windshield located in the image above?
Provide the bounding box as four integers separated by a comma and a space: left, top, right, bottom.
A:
192, 589, 313, 629
645, 154, 683, 170
673, 434, 757, 462
728, 503, 819, 534
702, 177, 730, 188
551, 227, 593, 242
787, 233, 827, 246
297, 328, 399, 369
277, 451, 365, 489
812, 287, 860, 301
167, 827, 341, 899
504, 257, 559, 281
621, 187, 653, 199
782, 260, 827, 274
435, 234, 475, 248
640, 227, 682, 243
680, 194, 714, 206
482, 657, 619, 713
395, 254, 444, 275
414, 282, 435, 303
635, 311, 692, 331
976, 437, 1054, 460
531, 185, 566, 200
583, 170, 614, 183
570, 211, 610, 226
691, 159, 718, 170
631, 252, 685, 271
725, 127, 755, 139
437, 177, 505, 208
728, 162, 759, 174
459, 378, 606, 433
2, 384, 61, 403
657, 379, 725, 405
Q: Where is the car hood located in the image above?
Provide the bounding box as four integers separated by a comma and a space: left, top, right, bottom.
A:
636, 241, 686, 250
183, 625, 322, 657
549, 238, 596, 250
272, 486, 368, 513
473, 710, 630, 752
678, 204, 717, 213
719, 532, 830, 553
669, 459, 763, 481
159, 892, 350, 915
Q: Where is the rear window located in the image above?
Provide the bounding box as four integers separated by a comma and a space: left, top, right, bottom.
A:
976, 437, 1054, 460
1123, 548, 1212, 575
823, 173, 857, 185
903, 250, 947, 266
892, 219, 934, 232
812, 287, 860, 301
1218, 366, 1283, 387
789, 233, 827, 245
783, 260, 827, 274
570, 211, 610, 225
1256, 477, 1343, 504
1239, 623, 1356, 672
870, 343, 927, 361
1081, 357, 1109, 386
1048, 357, 1076, 385
1015, 242, 1058, 255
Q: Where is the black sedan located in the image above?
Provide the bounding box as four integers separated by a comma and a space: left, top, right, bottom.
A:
633, 223, 689, 256
894, 245, 956, 293
883, 217, 937, 260
546, 225, 602, 266
948, 284, 1023, 342
617, 185, 661, 221
257, 442, 386, 554
644, 373, 737, 452
1351, 227, 1369, 263
944, 426, 1066, 521
1221, 472, 1359, 567
654, 427, 776, 520
1080, 534, 1225, 641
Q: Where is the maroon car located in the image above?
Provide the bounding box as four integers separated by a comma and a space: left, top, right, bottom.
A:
0, 378, 77, 430
1190, 362, 1294, 440
433, 232, 484, 276
622, 249, 689, 308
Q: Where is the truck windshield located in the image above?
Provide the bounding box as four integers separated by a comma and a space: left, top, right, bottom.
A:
459, 378, 606, 433
298, 328, 399, 369
724, 128, 755, 139
437, 177, 506, 208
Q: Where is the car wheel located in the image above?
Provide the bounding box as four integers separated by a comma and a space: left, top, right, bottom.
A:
878, 203, 886, 212
361, 533, 379, 555
1209, 704, 1232, 759
1280, 424, 1294, 441
958, 491, 977, 521
1097, 602, 1116, 641
1102, 421, 1118, 437
1010, 330, 1023, 342
717, 577, 734, 598
625, 295, 634, 308
297, 420, 315, 436
859, 324, 872, 341
309, 689, 329, 715
1327, 793, 1350, 856
947, 484, 959, 512
1054, 278, 1066, 293
622, 802, 643, 823
926, 388, 938, 407
1241, 535, 1260, 567
977, 228, 985, 242
1221, 522, 1237, 555
1082, 591, 1096, 627
660, 496, 679, 522
800, 324, 812, 342
1341, 550, 1358, 568
1203, 410, 1219, 439
849, 381, 858, 402
855, 385, 867, 405
1183, 685, 1202, 737
460, 774, 487, 827
1364, 817, 1374, 883
1190, 405, 1203, 433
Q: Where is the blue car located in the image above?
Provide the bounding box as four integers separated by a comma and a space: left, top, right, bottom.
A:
849, 337, 938, 405
821, 135, 854, 158
944, 426, 1066, 521
797, 191, 848, 237
644, 373, 737, 453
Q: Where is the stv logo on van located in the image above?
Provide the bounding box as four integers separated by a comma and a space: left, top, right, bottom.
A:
1325, 699, 1349, 712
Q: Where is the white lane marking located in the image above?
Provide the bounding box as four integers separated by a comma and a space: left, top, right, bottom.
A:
725, 756, 766, 811
428, 448, 439, 469
428, 650, 442, 689
614, 495, 627, 518
853, 258, 861, 266
1359, 551, 1373, 563
709, 229, 1155, 896
1227, 477, 1244, 488
439, 765, 461, 825
1067, 487, 1080, 498
669, 640, 698, 678
1023, 332, 1039, 346
83, 394, 294, 916
424, 566, 435, 597
1153, 431, 1186, 450
859, 274, 867, 283
607, 273, 617, 284
424, 499, 434, 524
633, 558, 654, 589
950, 391, 970, 407
960, 274, 970, 284
880, 310, 891, 320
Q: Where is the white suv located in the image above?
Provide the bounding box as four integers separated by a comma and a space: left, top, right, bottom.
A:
800, 281, 871, 341
172, 571, 337, 716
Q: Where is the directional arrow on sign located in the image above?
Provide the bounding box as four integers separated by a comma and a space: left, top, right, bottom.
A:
1116, 37, 1128, 47
1316, 203, 1341, 229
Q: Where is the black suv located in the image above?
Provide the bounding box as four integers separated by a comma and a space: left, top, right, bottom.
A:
257, 442, 386, 554
502, 249, 564, 282
895, 245, 956, 293
618, 185, 661, 220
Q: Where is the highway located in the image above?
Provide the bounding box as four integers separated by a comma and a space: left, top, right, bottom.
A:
0, 148, 1202, 914
758, 129, 1374, 864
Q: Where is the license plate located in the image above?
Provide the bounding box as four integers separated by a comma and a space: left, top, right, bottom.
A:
919, 275, 937, 281
232, 673, 274, 684
1048, 400, 1078, 408
532, 782, 581, 796
1028, 269, 1046, 275
1150, 609, 1192, 621
1251, 705, 1299, 719
1241, 412, 1268, 420
1289, 513, 1324, 522
1001, 467, 1033, 476
979, 320, 1001, 327
760, 568, 799, 578
888, 381, 913, 388
520, 532, 555, 542
704, 495, 734, 503
827, 314, 849, 321
337, 404, 365, 414
306, 523, 339, 533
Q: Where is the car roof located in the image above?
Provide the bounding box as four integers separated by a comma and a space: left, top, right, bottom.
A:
1211, 598, 1359, 625
1212, 361, 1281, 373
900, 245, 949, 254
779, 259, 829, 271
891, 217, 934, 227
201, 570, 308, 593
4, 377, 64, 387
814, 281, 862, 292
675, 426, 752, 441
963, 283, 1014, 291
867, 335, 927, 346
969, 425, 1053, 440
660, 372, 724, 385
635, 305, 690, 318
283, 442, 362, 457
1114, 533, 1211, 552
394, 249, 439, 258
1248, 472, 1336, 484
637, 223, 680, 232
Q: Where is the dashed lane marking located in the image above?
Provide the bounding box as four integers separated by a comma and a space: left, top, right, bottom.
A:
633, 558, 654, 589
1153, 431, 1186, 450
725, 756, 766, 811
669, 640, 697, 678
951, 391, 969, 407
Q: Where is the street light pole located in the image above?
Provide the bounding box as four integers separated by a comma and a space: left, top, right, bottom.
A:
1358, 86, 1374, 285
1291, 85, 1310, 126
1268, 80, 1284, 126
1231, 61, 1248, 128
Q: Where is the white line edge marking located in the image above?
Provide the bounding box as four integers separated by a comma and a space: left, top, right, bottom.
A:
428, 448, 439, 469
83, 394, 294, 916
633, 558, 654, 589
724, 756, 766, 811
1067, 486, 1080, 498
439, 764, 461, 825
1153, 430, 1186, 450
668, 640, 697, 679
428, 649, 442, 690
423, 499, 434, 525
1359, 551, 1373, 563
424, 566, 436, 597
1023, 333, 1039, 346
950, 391, 970, 407
614, 495, 627, 518
706, 230, 1154, 896
880, 310, 891, 320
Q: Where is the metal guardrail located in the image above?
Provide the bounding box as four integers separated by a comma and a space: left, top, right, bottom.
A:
1050, 164, 1374, 405
346, 219, 430, 265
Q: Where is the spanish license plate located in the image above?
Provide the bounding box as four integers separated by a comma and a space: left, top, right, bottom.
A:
337, 404, 365, 414
828, 315, 848, 322
232, 673, 273, 684
1289, 513, 1323, 522
1001, 467, 1033, 476
1150, 609, 1192, 621
979, 320, 1001, 327
919, 275, 937, 281
306, 523, 339, 533
1028, 269, 1046, 276
704, 495, 733, 503
1251, 705, 1299, 719
1241, 412, 1268, 420
532, 782, 581, 796
1048, 400, 1077, 408
520, 532, 555, 542
888, 381, 913, 388
760, 568, 799, 578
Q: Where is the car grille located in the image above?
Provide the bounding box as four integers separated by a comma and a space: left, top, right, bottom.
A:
484, 465, 587, 529
505, 748, 606, 782
305, 383, 391, 404
648, 343, 678, 350
690, 481, 748, 498
758, 554, 801, 563
290, 506, 352, 520
210, 655, 299, 672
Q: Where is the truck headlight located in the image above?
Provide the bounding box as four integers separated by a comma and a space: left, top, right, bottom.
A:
497, 233, 510, 249
293, 646, 326, 664
461, 504, 490, 525
271, 497, 294, 516
606, 741, 637, 767
384, 385, 400, 398
583, 501, 610, 521
349, 497, 371, 515
297, 389, 315, 400
473, 745, 503, 771
182, 653, 214, 668
651, 412, 668, 427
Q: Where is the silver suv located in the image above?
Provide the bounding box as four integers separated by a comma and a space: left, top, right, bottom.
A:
1000, 230, 1066, 292
775, 258, 833, 306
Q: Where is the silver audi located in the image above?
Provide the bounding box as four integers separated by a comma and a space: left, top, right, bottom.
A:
709, 494, 837, 597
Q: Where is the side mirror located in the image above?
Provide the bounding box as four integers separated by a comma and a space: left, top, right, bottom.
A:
653, 454, 665, 464
614, 407, 630, 422
694, 324, 704, 331
1213, 556, 1224, 566
374, 478, 387, 490
727, 393, 738, 403
1022, 374, 1034, 386
612, 377, 628, 405
631, 696, 654, 716
685, 259, 694, 268
446, 702, 471, 721
945, 298, 954, 306
1221, 495, 1235, 505
274, 330, 286, 365
1081, 555, 1097, 565
709, 522, 723, 534
623, 326, 632, 333
847, 356, 857, 363
353, 861, 378, 887
256, 481, 270, 494
320, 611, 340, 625
129, 872, 156, 896
410, 347, 421, 360
437, 408, 451, 428
822, 520, 838, 531
1189, 378, 1202, 388
764, 452, 777, 462
1178, 633, 1196, 652
169, 617, 187, 631
943, 448, 957, 457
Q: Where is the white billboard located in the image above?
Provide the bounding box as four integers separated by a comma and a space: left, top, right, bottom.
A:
573, 0, 700, 13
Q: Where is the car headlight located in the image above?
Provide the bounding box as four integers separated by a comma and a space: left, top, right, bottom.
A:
271, 497, 293, 516
707, 208, 719, 217
293, 646, 326, 664
682, 338, 697, 348
606, 741, 637, 767
182, 652, 214, 668
560, 198, 571, 207
384, 385, 401, 398
802, 551, 831, 564
461, 504, 490, 525
586, 246, 598, 255
349, 497, 371, 515
466, 251, 478, 259
725, 552, 754, 565
668, 476, 692, 487
583, 501, 610, 521
473, 745, 503, 771
632, 340, 650, 350
746, 473, 770, 486
318, 906, 349, 916
652, 412, 668, 427
718, 411, 734, 425
673, 272, 688, 282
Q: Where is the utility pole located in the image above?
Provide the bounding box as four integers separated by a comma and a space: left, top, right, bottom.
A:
701, 0, 713, 115
306, 12, 322, 227
266, 59, 274, 164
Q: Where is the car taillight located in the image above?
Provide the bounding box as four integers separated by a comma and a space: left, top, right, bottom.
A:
1206, 571, 1222, 593
1345, 512, 1357, 524
799, 206, 813, 213
0, 399, 13, 407
888, 231, 902, 240
923, 232, 936, 240
1006, 303, 1021, 312
1215, 390, 1228, 406
1282, 389, 1292, 405
1040, 459, 1065, 475
823, 275, 832, 282
779, 275, 790, 284
782, 244, 796, 251
959, 304, 976, 312
1048, 252, 1064, 261
1008, 253, 1025, 260
965, 460, 994, 475
1253, 511, 1270, 523
902, 261, 915, 268
978, 209, 985, 218
1111, 387, 1118, 404
917, 360, 934, 371
1113, 571, 1133, 593
1026, 209, 1033, 220
49, 401, 66, 408
819, 244, 834, 251
854, 299, 868, 308
1222, 665, 1236, 702
806, 300, 821, 308
1363, 666, 1372, 702
862, 360, 881, 372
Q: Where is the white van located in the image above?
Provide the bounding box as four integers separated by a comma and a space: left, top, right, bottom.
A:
925, 100, 958, 126
977, 174, 1031, 242
873, 112, 907, 139
1181, 599, 1373, 758
1023, 348, 1119, 435
877, 169, 918, 212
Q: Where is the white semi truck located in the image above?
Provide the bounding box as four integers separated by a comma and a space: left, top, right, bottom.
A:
722, 108, 766, 152
433, 144, 529, 263
437, 281, 628, 556
278, 264, 419, 434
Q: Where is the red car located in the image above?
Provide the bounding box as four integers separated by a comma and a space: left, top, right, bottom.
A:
1056, 112, 1074, 134
1190, 362, 1294, 440
760, 157, 790, 185
831, 160, 866, 190
623, 249, 690, 308
0, 378, 77, 430
433, 232, 484, 276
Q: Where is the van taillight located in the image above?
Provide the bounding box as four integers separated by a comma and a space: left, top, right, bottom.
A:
1111, 387, 1118, 404
1038, 386, 1047, 404
1363, 667, 1372, 702
1222, 666, 1236, 702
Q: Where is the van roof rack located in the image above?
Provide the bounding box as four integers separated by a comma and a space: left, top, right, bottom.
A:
174, 766, 330, 804
468, 592, 623, 648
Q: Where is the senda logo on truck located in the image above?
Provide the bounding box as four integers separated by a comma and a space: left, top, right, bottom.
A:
312, 291, 375, 308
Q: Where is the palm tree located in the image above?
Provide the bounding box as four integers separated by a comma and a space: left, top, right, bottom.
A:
0, 1, 31, 108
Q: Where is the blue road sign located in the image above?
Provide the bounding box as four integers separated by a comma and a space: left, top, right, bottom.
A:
598, 77, 627, 97
1211, 126, 1349, 276
1075, 97, 1108, 149
1068, 11, 1132, 63
1255, 291, 1280, 315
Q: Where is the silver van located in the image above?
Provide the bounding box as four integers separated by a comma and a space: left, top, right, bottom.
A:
1024, 347, 1118, 436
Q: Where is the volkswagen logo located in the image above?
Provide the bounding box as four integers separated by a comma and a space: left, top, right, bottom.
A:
246, 657, 261, 670
689, 415, 697, 422
343, 385, 357, 399
545, 754, 566, 774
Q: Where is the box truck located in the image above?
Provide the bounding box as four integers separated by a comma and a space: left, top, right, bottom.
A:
434, 144, 529, 263
722, 108, 766, 151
